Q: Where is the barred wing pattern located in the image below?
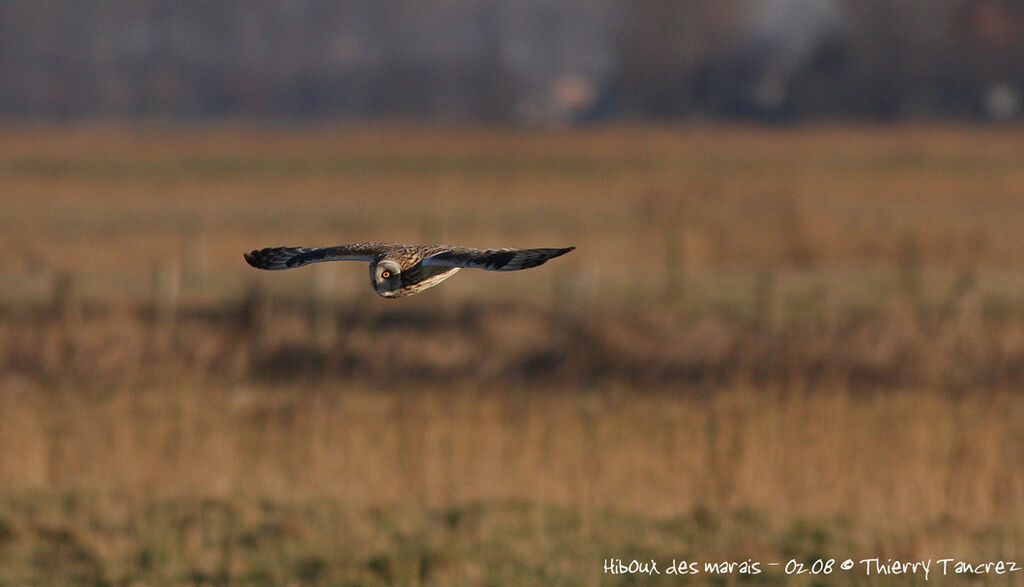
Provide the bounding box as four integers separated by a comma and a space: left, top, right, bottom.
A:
243, 244, 385, 270
422, 247, 575, 271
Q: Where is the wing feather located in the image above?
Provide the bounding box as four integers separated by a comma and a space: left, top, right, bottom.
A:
422, 246, 574, 271
244, 244, 389, 270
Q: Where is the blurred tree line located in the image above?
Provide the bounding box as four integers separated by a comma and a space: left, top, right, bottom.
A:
1, 0, 1021, 124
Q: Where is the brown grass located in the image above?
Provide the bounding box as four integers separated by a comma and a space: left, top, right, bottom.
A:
4, 383, 1022, 525
2, 123, 1024, 583
2, 384, 1023, 584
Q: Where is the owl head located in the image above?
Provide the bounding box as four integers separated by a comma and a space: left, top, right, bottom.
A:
372, 260, 402, 297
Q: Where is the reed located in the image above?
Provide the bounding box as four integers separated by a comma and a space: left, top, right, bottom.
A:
0, 384, 1021, 583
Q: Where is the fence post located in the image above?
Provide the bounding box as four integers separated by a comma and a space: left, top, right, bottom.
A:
897, 232, 926, 329
185, 227, 209, 296
755, 269, 779, 332
240, 278, 272, 355
663, 219, 687, 305
151, 260, 181, 351
51, 270, 80, 326
311, 266, 338, 348
44, 271, 80, 375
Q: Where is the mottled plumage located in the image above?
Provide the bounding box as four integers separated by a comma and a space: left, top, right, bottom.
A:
244, 242, 574, 298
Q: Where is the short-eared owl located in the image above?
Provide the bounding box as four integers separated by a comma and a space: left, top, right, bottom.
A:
244, 243, 575, 298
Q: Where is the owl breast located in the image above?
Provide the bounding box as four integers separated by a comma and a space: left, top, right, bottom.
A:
387, 265, 462, 297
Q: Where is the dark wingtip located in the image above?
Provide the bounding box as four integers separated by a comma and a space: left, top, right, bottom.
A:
243, 250, 261, 268
527, 246, 575, 269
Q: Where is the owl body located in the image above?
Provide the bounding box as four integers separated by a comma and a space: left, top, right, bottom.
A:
370, 247, 462, 297
244, 242, 574, 298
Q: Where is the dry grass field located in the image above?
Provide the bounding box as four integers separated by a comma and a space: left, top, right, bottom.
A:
2, 124, 1024, 584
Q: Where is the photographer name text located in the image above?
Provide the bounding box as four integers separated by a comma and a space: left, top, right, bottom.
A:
603, 557, 1021, 580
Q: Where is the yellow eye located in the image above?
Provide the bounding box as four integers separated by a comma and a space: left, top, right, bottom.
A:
381, 271, 390, 279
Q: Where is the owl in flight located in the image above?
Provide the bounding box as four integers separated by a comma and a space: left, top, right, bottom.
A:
244, 243, 575, 297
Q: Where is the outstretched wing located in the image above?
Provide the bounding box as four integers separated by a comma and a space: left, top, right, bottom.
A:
422, 246, 574, 271
244, 243, 390, 270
